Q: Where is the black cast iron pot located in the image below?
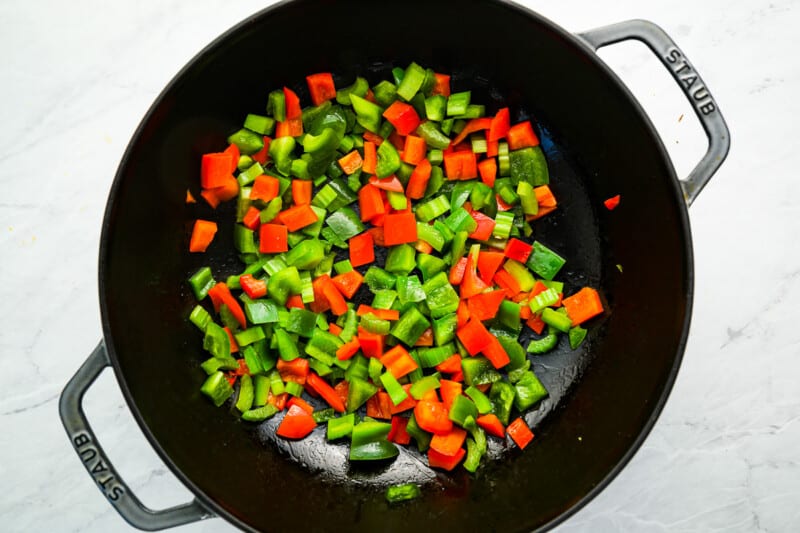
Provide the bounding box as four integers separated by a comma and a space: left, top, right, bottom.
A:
60, 0, 729, 531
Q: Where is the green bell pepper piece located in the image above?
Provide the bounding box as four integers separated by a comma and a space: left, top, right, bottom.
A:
253, 374, 271, 407
268, 136, 296, 176
370, 79, 396, 107
396, 275, 426, 305
527, 241, 566, 281
286, 239, 326, 270
417, 254, 447, 282
385, 244, 416, 275
461, 356, 502, 387
385, 483, 422, 503
326, 208, 365, 240
376, 140, 401, 178
283, 307, 318, 338
349, 93, 383, 133
267, 89, 286, 121
528, 288, 560, 313
242, 404, 279, 422
489, 380, 515, 425
514, 370, 548, 411
267, 266, 302, 306
425, 94, 447, 121
396, 62, 426, 101
569, 326, 588, 350
380, 372, 409, 406
201, 371, 234, 407
244, 114, 275, 136
371, 289, 398, 310
188, 267, 215, 301
347, 377, 378, 412
446, 91, 471, 116
336, 76, 369, 105
415, 194, 451, 222
360, 313, 391, 335
509, 146, 549, 186
203, 322, 230, 359
465, 386, 494, 415
200, 354, 238, 375
415, 121, 451, 150
327, 413, 356, 440
274, 328, 300, 360
527, 326, 559, 354
349, 438, 399, 461
235, 374, 254, 413
190, 305, 212, 332
227, 128, 263, 155
409, 373, 441, 400
448, 394, 479, 427
364, 267, 397, 291
391, 307, 430, 346
541, 307, 572, 333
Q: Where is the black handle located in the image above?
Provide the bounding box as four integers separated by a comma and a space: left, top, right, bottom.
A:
579, 20, 730, 205
59, 342, 213, 531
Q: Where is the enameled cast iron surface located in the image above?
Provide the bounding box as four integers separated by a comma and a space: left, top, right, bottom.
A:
99, 0, 691, 530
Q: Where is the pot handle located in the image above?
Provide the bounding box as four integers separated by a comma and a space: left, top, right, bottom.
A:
579, 20, 730, 205
59, 341, 214, 531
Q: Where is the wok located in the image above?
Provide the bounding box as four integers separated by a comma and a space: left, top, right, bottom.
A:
60, 0, 730, 531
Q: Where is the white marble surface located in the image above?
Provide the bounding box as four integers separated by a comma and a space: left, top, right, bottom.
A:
1, 0, 797, 531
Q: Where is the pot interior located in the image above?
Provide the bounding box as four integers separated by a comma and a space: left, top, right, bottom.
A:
100, 1, 691, 530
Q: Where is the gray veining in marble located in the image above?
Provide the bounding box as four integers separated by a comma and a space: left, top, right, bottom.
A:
1, 0, 798, 531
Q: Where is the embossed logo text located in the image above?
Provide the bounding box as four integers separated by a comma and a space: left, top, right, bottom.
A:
665, 47, 716, 115
72, 432, 125, 501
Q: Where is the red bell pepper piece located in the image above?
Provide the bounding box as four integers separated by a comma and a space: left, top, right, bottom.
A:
428, 447, 466, 471
488, 107, 511, 142
259, 223, 288, 254
331, 269, 364, 299
306, 372, 346, 413
278, 204, 319, 232
477, 251, 505, 286
504, 238, 533, 263
382, 212, 418, 246
414, 400, 453, 435
452, 117, 492, 146
460, 256, 488, 299
507, 417, 535, 449
468, 211, 495, 241
456, 317, 493, 356
305, 72, 336, 106
276, 404, 317, 439
388, 416, 412, 445
439, 379, 462, 411
466, 290, 506, 321
189, 219, 217, 253
358, 184, 385, 222
406, 158, 432, 199
207, 282, 246, 329
382, 101, 421, 136
604, 194, 621, 210
239, 274, 267, 299
476, 414, 506, 438
431, 73, 451, 97
283, 86, 302, 120
478, 157, 497, 187
277, 358, 309, 385
200, 152, 235, 189
357, 327, 384, 358
507, 121, 540, 150
242, 206, 261, 230
443, 150, 478, 180
481, 334, 511, 369
368, 175, 404, 193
